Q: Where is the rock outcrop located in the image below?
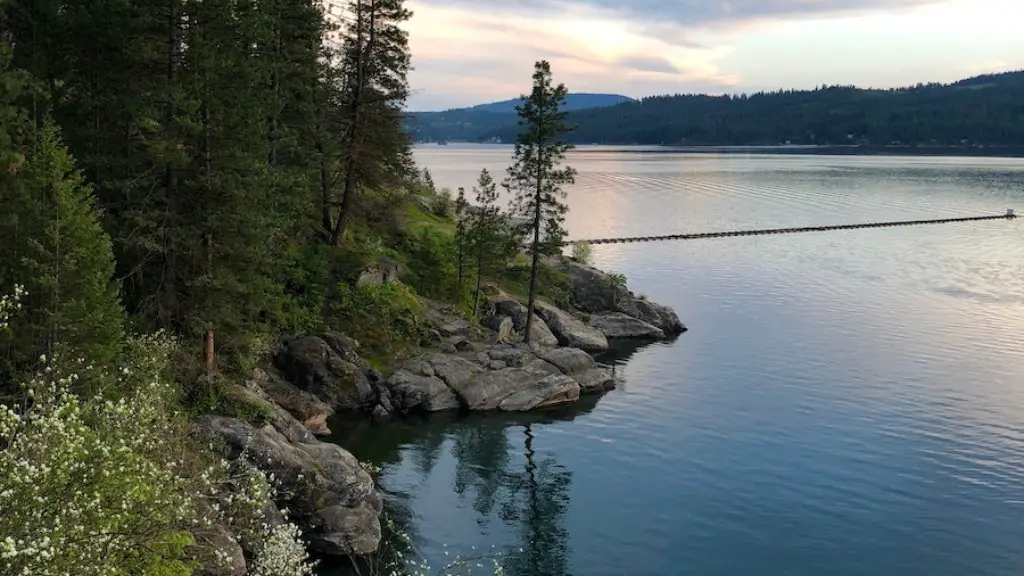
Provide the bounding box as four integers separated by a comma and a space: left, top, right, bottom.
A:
195, 415, 382, 557
587, 312, 666, 340
535, 302, 609, 352
552, 257, 687, 336
380, 344, 614, 416
492, 296, 559, 348
274, 335, 376, 412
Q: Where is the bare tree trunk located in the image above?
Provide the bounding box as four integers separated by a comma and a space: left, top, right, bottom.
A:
524, 149, 544, 344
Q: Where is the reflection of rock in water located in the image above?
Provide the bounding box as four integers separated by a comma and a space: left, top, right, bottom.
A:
596, 334, 681, 367
321, 396, 602, 576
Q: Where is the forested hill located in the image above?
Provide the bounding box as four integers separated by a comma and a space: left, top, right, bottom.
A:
451, 71, 1024, 147
405, 93, 633, 142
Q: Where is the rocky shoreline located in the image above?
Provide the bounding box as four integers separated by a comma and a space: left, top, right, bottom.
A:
193, 257, 686, 568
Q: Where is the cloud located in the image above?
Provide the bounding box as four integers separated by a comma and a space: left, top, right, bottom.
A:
615, 56, 682, 75
415, 0, 946, 29
400, 0, 965, 110
403, 0, 746, 109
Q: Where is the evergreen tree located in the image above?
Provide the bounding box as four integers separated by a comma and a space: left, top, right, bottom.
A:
0, 119, 125, 386
423, 167, 435, 191
503, 61, 576, 344
328, 0, 413, 245
454, 186, 468, 305
471, 168, 500, 316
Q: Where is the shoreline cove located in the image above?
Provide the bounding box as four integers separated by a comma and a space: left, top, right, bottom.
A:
197, 256, 686, 563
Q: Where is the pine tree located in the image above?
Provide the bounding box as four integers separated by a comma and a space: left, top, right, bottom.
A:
504, 61, 576, 344
0, 119, 125, 385
328, 0, 413, 245
454, 186, 468, 304
471, 168, 500, 316
423, 167, 435, 191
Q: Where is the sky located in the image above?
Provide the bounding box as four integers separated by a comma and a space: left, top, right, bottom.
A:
401, 0, 1024, 111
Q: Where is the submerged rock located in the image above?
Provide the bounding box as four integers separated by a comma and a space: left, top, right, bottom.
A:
194, 416, 382, 557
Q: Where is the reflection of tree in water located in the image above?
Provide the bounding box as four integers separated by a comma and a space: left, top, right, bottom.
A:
452, 423, 512, 520
499, 423, 573, 576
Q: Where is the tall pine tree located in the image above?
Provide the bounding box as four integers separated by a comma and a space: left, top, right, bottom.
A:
0, 41, 124, 384
327, 0, 413, 245
504, 61, 576, 344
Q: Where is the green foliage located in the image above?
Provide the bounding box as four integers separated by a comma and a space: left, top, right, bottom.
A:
422, 168, 436, 191
0, 119, 125, 389
607, 272, 628, 289
0, 332, 199, 576
496, 260, 572, 310
570, 240, 593, 265
431, 187, 454, 218
395, 227, 459, 301
469, 168, 507, 315
327, 282, 425, 355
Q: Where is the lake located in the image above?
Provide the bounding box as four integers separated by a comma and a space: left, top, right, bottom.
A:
323, 144, 1024, 576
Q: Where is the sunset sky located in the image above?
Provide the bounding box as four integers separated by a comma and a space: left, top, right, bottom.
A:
401, 0, 1024, 111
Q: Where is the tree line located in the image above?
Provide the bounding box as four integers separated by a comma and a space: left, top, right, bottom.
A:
412, 70, 1024, 148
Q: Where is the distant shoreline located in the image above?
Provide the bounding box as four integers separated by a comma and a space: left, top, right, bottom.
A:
414, 142, 1024, 159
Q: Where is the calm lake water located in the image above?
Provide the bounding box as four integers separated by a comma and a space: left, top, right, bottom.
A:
323, 144, 1024, 576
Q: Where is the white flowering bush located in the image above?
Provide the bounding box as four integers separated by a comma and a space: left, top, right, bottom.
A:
0, 286, 316, 576
203, 451, 317, 576
0, 329, 198, 575
0, 285, 24, 330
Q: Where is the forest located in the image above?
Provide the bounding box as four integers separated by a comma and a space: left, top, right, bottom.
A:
412, 71, 1024, 148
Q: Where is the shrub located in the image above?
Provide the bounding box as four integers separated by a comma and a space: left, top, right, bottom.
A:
327, 281, 426, 355
0, 331, 198, 576
607, 272, 628, 290
570, 240, 593, 265
431, 188, 454, 218
0, 288, 315, 576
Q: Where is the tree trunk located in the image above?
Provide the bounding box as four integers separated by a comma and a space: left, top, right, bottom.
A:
456, 234, 464, 304
524, 152, 544, 344
160, 0, 180, 329
331, 0, 366, 246
473, 230, 485, 316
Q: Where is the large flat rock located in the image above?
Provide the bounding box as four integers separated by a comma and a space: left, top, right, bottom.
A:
536, 303, 609, 352
587, 312, 666, 339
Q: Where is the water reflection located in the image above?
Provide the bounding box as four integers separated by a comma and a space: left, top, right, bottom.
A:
320, 392, 611, 576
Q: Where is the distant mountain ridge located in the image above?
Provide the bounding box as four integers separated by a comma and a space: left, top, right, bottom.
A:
406, 70, 1024, 148
456, 93, 634, 114
404, 93, 634, 143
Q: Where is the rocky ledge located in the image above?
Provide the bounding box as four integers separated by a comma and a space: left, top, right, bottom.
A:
192, 257, 685, 565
